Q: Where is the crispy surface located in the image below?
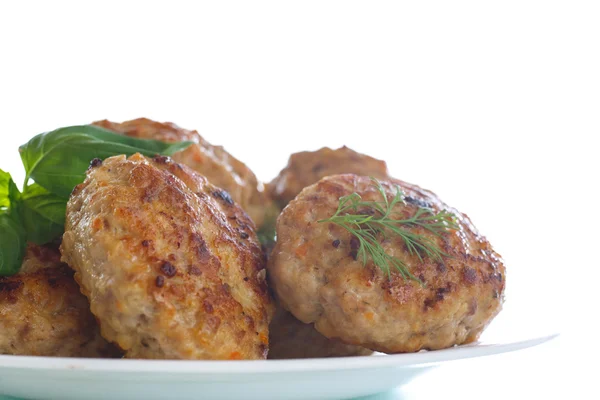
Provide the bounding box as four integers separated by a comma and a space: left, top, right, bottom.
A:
61, 153, 274, 360
268, 174, 505, 353
268, 146, 389, 208
0, 244, 118, 357
268, 307, 372, 359
93, 118, 271, 227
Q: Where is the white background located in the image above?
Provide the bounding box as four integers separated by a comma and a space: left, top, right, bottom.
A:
0, 1, 598, 399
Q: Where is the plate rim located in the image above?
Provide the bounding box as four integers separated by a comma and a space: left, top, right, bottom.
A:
0, 333, 558, 374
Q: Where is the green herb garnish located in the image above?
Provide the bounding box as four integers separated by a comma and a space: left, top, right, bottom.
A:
0, 125, 193, 276
0, 169, 27, 276
20, 125, 192, 198
257, 205, 278, 250
19, 183, 67, 245
318, 178, 458, 283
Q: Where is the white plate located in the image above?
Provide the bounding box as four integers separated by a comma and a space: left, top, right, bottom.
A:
0, 334, 556, 400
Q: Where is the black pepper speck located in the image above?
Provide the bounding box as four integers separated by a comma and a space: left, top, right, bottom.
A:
188, 266, 202, 275
405, 196, 432, 209
153, 155, 169, 164
89, 158, 103, 168
213, 190, 234, 205
161, 262, 177, 277
463, 267, 478, 284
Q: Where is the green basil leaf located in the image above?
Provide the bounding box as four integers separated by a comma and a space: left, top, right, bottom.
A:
0, 213, 27, 276
257, 204, 279, 252
19, 125, 193, 197
21, 184, 67, 245
0, 170, 11, 209
0, 170, 26, 276
0, 168, 20, 210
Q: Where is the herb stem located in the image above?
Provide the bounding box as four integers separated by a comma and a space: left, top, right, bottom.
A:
318, 178, 458, 283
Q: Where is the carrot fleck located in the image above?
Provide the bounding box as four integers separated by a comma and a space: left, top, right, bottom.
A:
259, 334, 269, 345
91, 217, 103, 231
295, 243, 309, 258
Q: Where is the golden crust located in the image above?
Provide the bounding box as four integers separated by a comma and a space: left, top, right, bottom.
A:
268, 306, 372, 359
0, 244, 119, 357
268, 174, 505, 353
268, 146, 389, 208
61, 153, 274, 359
93, 118, 271, 227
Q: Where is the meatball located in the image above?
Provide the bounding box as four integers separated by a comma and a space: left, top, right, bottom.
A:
268, 174, 505, 353
268, 307, 372, 359
60, 153, 274, 359
93, 118, 271, 228
0, 243, 118, 357
267, 147, 388, 358
268, 146, 389, 208
267, 146, 388, 358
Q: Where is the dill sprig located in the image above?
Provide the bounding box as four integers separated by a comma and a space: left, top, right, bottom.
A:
318, 178, 458, 283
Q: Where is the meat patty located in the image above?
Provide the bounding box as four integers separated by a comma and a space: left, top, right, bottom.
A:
93, 118, 271, 228
267, 146, 388, 358
268, 146, 389, 208
0, 243, 118, 357
268, 174, 505, 353
60, 153, 274, 359
268, 307, 372, 359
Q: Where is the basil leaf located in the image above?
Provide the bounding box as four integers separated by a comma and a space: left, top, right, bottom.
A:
21, 184, 67, 245
0, 170, 26, 276
0, 168, 20, 209
19, 125, 193, 197
0, 213, 27, 276
0, 170, 10, 209
0, 212, 27, 276
257, 204, 279, 252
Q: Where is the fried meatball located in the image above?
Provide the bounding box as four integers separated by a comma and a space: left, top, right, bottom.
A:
0, 243, 118, 357
268, 307, 372, 359
268, 174, 505, 353
93, 118, 271, 227
267, 147, 388, 357
60, 153, 274, 360
268, 146, 389, 208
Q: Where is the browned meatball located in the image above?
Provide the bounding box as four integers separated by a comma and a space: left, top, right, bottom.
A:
268, 146, 389, 208
267, 146, 388, 358
0, 243, 118, 357
268, 174, 505, 353
93, 118, 271, 228
268, 307, 372, 359
61, 153, 274, 359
